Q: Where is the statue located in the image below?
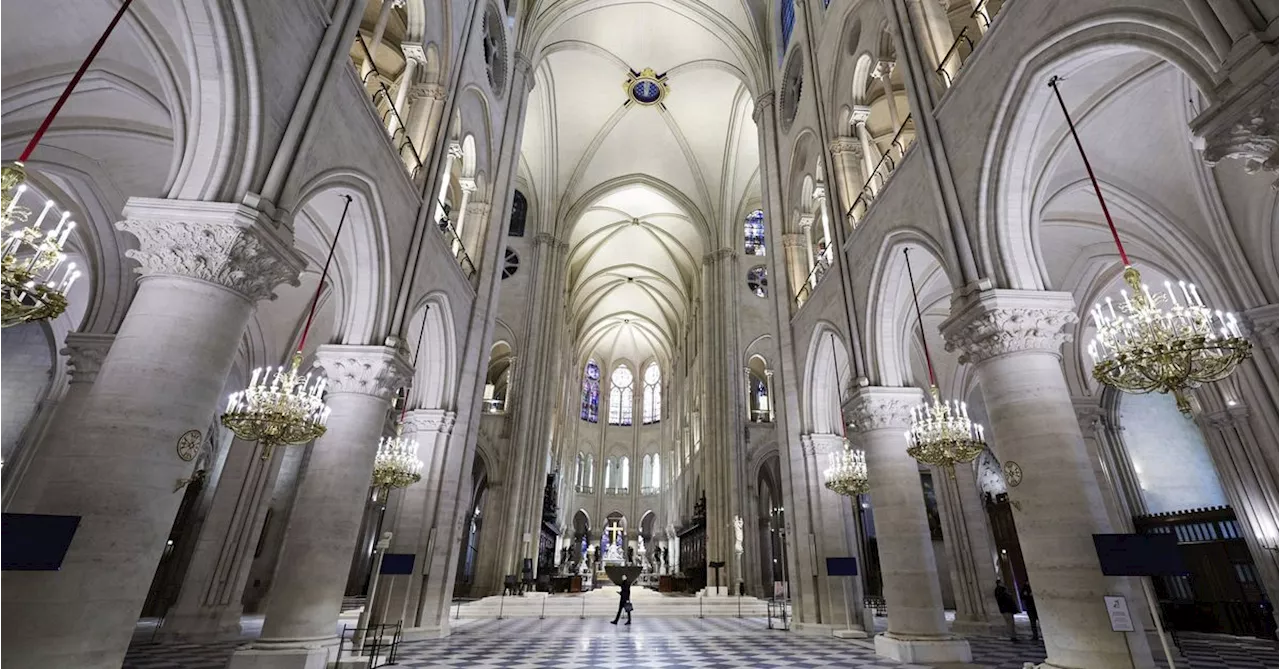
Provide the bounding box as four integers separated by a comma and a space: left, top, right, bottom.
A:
733, 515, 744, 555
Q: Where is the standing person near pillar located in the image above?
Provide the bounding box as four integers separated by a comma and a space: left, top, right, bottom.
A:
994, 579, 1019, 642
1020, 581, 1040, 642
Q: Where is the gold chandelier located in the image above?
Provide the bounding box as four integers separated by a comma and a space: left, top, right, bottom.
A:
2, 164, 81, 328
372, 423, 423, 492
1, 1, 134, 328
222, 195, 353, 456
370, 304, 431, 492
903, 248, 987, 470
820, 333, 870, 497
1049, 76, 1251, 415
222, 351, 330, 458
824, 439, 870, 497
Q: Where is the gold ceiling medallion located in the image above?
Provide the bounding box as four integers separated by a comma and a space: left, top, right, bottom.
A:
624, 68, 670, 108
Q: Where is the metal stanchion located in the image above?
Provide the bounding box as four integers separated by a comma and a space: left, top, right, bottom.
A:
540, 595, 547, 620
580, 595, 587, 620
699, 594, 704, 619
497, 591, 506, 621
354, 532, 393, 651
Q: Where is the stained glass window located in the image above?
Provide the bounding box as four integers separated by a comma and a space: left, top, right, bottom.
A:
608, 365, 634, 425
744, 209, 766, 255
580, 360, 600, 423
780, 1, 795, 62
642, 362, 662, 423
747, 266, 768, 298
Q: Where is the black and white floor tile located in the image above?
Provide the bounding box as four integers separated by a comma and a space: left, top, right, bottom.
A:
124, 615, 1278, 669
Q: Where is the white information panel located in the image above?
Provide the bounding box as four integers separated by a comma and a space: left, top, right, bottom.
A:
1104, 595, 1134, 632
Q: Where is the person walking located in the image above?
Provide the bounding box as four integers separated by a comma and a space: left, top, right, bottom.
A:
1019, 582, 1039, 641
611, 574, 633, 625
995, 579, 1019, 642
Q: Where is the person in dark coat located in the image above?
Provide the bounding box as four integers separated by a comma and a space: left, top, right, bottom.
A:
994, 580, 1019, 642
610, 574, 632, 625
1019, 582, 1039, 641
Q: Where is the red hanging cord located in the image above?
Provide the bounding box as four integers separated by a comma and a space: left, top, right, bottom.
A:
903, 248, 938, 388
399, 304, 431, 424
1048, 75, 1130, 267
19, 0, 135, 163
297, 194, 352, 354
829, 332, 847, 438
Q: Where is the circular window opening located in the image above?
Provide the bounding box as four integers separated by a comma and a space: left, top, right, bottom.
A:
483, 5, 508, 93
747, 266, 768, 298
780, 53, 803, 132
502, 248, 519, 279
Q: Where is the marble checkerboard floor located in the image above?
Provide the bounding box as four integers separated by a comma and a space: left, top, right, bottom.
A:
125, 614, 1278, 669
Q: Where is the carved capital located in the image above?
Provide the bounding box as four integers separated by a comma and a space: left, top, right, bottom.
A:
405, 408, 458, 435
701, 248, 734, 265
1241, 303, 1279, 349
1200, 405, 1251, 431
871, 60, 896, 80
402, 42, 427, 65
850, 105, 872, 125
806, 433, 845, 456
1073, 402, 1107, 435
458, 177, 478, 193
829, 135, 863, 158
753, 92, 776, 123
448, 142, 465, 160
312, 344, 411, 399
782, 232, 807, 249
408, 83, 447, 103
844, 386, 922, 433
61, 332, 115, 384
117, 198, 304, 303
942, 290, 1077, 365
1198, 92, 1278, 174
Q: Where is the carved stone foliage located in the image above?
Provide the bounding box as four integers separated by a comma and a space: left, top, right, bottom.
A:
1201, 95, 1278, 175
406, 408, 457, 435
844, 387, 921, 433
61, 333, 116, 384
944, 302, 1077, 365
312, 345, 411, 399
117, 208, 302, 303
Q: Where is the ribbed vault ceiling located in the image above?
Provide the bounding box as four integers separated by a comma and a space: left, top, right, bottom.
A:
522, 0, 764, 365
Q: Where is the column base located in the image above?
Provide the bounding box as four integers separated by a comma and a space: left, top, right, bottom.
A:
949, 617, 1006, 636
400, 625, 451, 641
874, 632, 972, 664
792, 622, 869, 638
225, 637, 340, 669
154, 609, 244, 642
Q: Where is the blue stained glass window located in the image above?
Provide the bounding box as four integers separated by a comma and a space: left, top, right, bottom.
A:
632, 80, 661, 104
780, 1, 795, 62
744, 209, 766, 255
581, 360, 600, 423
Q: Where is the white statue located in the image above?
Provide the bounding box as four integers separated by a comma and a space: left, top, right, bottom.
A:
733, 515, 744, 555
637, 535, 646, 556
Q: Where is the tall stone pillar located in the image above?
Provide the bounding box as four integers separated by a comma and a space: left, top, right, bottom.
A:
828, 137, 864, 223
0, 198, 303, 669
934, 463, 1003, 633
942, 289, 1154, 669
228, 345, 409, 669
404, 84, 448, 161
798, 433, 869, 635
372, 409, 457, 628
4, 332, 114, 509
159, 440, 286, 640
851, 107, 880, 186
846, 386, 970, 664
871, 60, 900, 130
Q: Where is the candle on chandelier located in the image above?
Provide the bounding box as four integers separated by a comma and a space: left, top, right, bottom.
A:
32, 200, 56, 230
4, 184, 27, 216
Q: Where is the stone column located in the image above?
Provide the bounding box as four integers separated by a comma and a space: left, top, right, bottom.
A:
450, 178, 476, 257
845, 386, 970, 664
851, 106, 880, 186
904, 0, 957, 84
942, 289, 1154, 669
813, 184, 833, 265
782, 232, 808, 300
404, 84, 448, 161
388, 47, 420, 138
765, 370, 776, 423
934, 463, 1003, 634
372, 409, 456, 628
4, 332, 114, 510
798, 433, 870, 635
871, 60, 900, 130
228, 345, 409, 669
158, 440, 286, 640
828, 137, 864, 224
799, 215, 816, 285
0, 198, 303, 669
461, 201, 490, 270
